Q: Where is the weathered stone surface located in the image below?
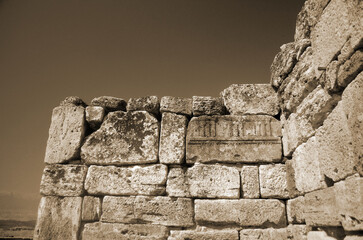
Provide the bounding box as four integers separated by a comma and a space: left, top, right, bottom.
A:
33, 197, 82, 240
90, 96, 127, 111
45, 105, 86, 164
195, 199, 286, 227
287, 196, 306, 224
169, 229, 239, 240
344, 237, 363, 240
85, 165, 167, 195
40, 164, 87, 196
82, 222, 169, 240
81, 111, 159, 165
286, 159, 301, 198
287, 224, 311, 240
192, 96, 225, 116
101, 196, 194, 227
338, 37, 363, 64
82, 196, 101, 221
338, 49, 363, 88
166, 164, 240, 198
241, 165, 260, 199
221, 84, 279, 115
240, 228, 288, 240
160, 96, 193, 116
307, 231, 337, 240
259, 164, 289, 199
85, 106, 105, 130
304, 187, 340, 226
60, 96, 86, 107
127, 96, 160, 115
159, 113, 187, 164
186, 115, 282, 164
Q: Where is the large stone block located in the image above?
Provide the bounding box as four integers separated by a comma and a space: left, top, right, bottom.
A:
33, 197, 82, 240
192, 96, 225, 116
85, 164, 167, 195
159, 113, 188, 164
81, 222, 168, 240
169, 229, 239, 240
186, 115, 282, 164
160, 96, 193, 116
221, 84, 279, 116
287, 196, 306, 224
241, 165, 260, 199
195, 199, 286, 227
44, 105, 86, 164
81, 111, 159, 165
82, 196, 101, 221
338, 49, 363, 88
101, 196, 194, 227
90, 96, 127, 112
127, 96, 160, 115
166, 164, 240, 198
40, 164, 87, 196
259, 164, 289, 199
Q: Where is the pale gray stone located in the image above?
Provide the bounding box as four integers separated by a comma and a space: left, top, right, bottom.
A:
90, 96, 127, 111
160, 96, 193, 116
166, 168, 191, 197
81, 222, 169, 240
186, 115, 282, 164
338, 37, 363, 64
241, 165, 260, 199
286, 159, 301, 198
344, 237, 363, 240
192, 96, 225, 116
127, 96, 160, 115
159, 113, 188, 164
169, 229, 239, 240
221, 84, 279, 115
287, 224, 311, 240
195, 199, 286, 227
322, 60, 340, 93
44, 105, 86, 164
40, 164, 87, 196
81, 111, 159, 165
101, 196, 194, 227
239, 225, 310, 240
60, 96, 85, 107
259, 164, 289, 199
287, 196, 306, 224
33, 197, 82, 240
85, 106, 105, 130
337, 49, 363, 88
82, 196, 101, 221
85, 165, 167, 195
307, 231, 337, 240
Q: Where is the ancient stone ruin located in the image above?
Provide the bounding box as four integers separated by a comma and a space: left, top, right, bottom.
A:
34, 0, 362, 239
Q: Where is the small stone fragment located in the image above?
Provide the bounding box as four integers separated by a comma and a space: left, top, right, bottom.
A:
86, 106, 105, 130
241, 165, 260, 199
287, 196, 306, 224
82, 196, 101, 221
60, 96, 86, 107
322, 60, 339, 93
337, 49, 363, 88
192, 96, 225, 116
90, 96, 127, 111
127, 96, 160, 115
169, 229, 239, 240
160, 96, 193, 116
259, 164, 289, 199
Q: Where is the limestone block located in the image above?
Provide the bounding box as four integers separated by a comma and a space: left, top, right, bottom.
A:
33, 197, 82, 240
259, 164, 289, 199
127, 96, 160, 115
286, 159, 301, 198
60, 96, 86, 107
287, 224, 311, 240
166, 168, 191, 197
44, 105, 86, 164
240, 228, 288, 240
90, 96, 127, 111
221, 84, 279, 115
186, 115, 282, 164
322, 60, 339, 93
101, 196, 194, 227
81, 111, 159, 165
85, 165, 167, 195
287, 196, 306, 224
81, 222, 169, 240
40, 164, 87, 196
160, 96, 192, 116
85, 106, 105, 130
82, 196, 101, 221
195, 199, 286, 227
169, 229, 239, 240
344, 237, 363, 240
192, 96, 225, 116
338, 37, 363, 64
307, 231, 337, 240
338, 49, 363, 88
159, 112, 187, 164
241, 165, 260, 198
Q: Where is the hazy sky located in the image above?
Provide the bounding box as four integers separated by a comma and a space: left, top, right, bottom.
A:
0, 0, 304, 212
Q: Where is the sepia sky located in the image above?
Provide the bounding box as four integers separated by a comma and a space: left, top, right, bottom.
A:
0, 0, 305, 213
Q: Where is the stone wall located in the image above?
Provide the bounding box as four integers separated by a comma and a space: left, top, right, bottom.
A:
34, 0, 362, 239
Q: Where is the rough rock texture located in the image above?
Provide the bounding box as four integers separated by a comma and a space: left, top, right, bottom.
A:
192, 96, 225, 116
322, 60, 340, 93
85, 165, 167, 195
159, 113, 188, 164
166, 164, 240, 198
259, 164, 289, 199
160, 96, 193, 116
307, 231, 338, 240
287, 196, 306, 224
195, 199, 286, 227
81, 222, 169, 240
337, 49, 363, 88
286, 159, 301, 198
82, 196, 101, 222
169, 229, 239, 240
287, 224, 312, 240
85, 106, 105, 130
60, 96, 86, 107
40, 164, 87, 196
344, 237, 363, 240
81, 111, 159, 165
33, 197, 82, 240
240, 228, 288, 240
241, 165, 260, 199
127, 96, 160, 115
186, 115, 282, 164
221, 84, 279, 116
90, 96, 127, 111
44, 105, 86, 164
101, 196, 194, 227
